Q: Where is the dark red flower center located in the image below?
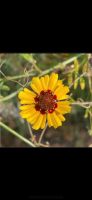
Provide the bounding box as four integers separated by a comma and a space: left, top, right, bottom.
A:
34, 90, 57, 114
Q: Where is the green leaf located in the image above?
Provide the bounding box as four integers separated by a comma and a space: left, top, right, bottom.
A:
74, 80, 79, 90
74, 59, 79, 73
0, 82, 10, 91
68, 73, 73, 85
20, 54, 36, 64
82, 63, 88, 73
80, 77, 85, 90
84, 109, 89, 118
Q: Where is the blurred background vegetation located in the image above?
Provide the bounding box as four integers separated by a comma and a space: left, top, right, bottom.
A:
0, 53, 92, 147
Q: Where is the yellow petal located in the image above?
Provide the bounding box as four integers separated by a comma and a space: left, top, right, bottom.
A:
63, 86, 69, 93
27, 111, 40, 124
54, 85, 70, 100
47, 112, 59, 128
20, 99, 35, 104
44, 75, 49, 89
30, 83, 40, 94
58, 101, 70, 106
54, 86, 63, 100
54, 80, 64, 90
31, 77, 43, 93
18, 90, 35, 101
40, 114, 46, 129
60, 95, 69, 100
40, 77, 47, 90
56, 113, 66, 122
51, 112, 62, 127
19, 107, 36, 118
50, 113, 59, 128
18, 91, 31, 100
48, 73, 58, 91
56, 101, 71, 114
57, 80, 63, 86
24, 88, 36, 97
47, 113, 53, 127
19, 111, 31, 118
32, 114, 43, 130
19, 104, 34, 111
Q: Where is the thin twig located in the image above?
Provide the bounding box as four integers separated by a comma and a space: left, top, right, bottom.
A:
38, 123, 48, 144
27, 122, 34, 138
71, 102, 92, 108
0, 70, 24, 87
0, 71, 36, 81
0, 90, 20, 102
0, 69, 34, 88
36, 142, 49, 148
71, 102, 92, 105
27, 121, 49, 147
32, 63, 42, 73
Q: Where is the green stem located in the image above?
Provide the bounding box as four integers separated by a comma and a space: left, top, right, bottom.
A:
54, 53, 85, 68
0, 122, 36, 147
0, 90, 20, 102
0, 72, 36, 82
71, 102, 92, 109
71, 102, 92, 105
33, 62, 42, 73
38, 123, 48, 144
27, 122, 34, 138
39, 53, 85, 76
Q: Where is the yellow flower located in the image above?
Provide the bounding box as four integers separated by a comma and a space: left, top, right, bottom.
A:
18, 73, 71, 130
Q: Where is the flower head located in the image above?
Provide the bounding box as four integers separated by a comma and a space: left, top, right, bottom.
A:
18, 73, 71, 130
